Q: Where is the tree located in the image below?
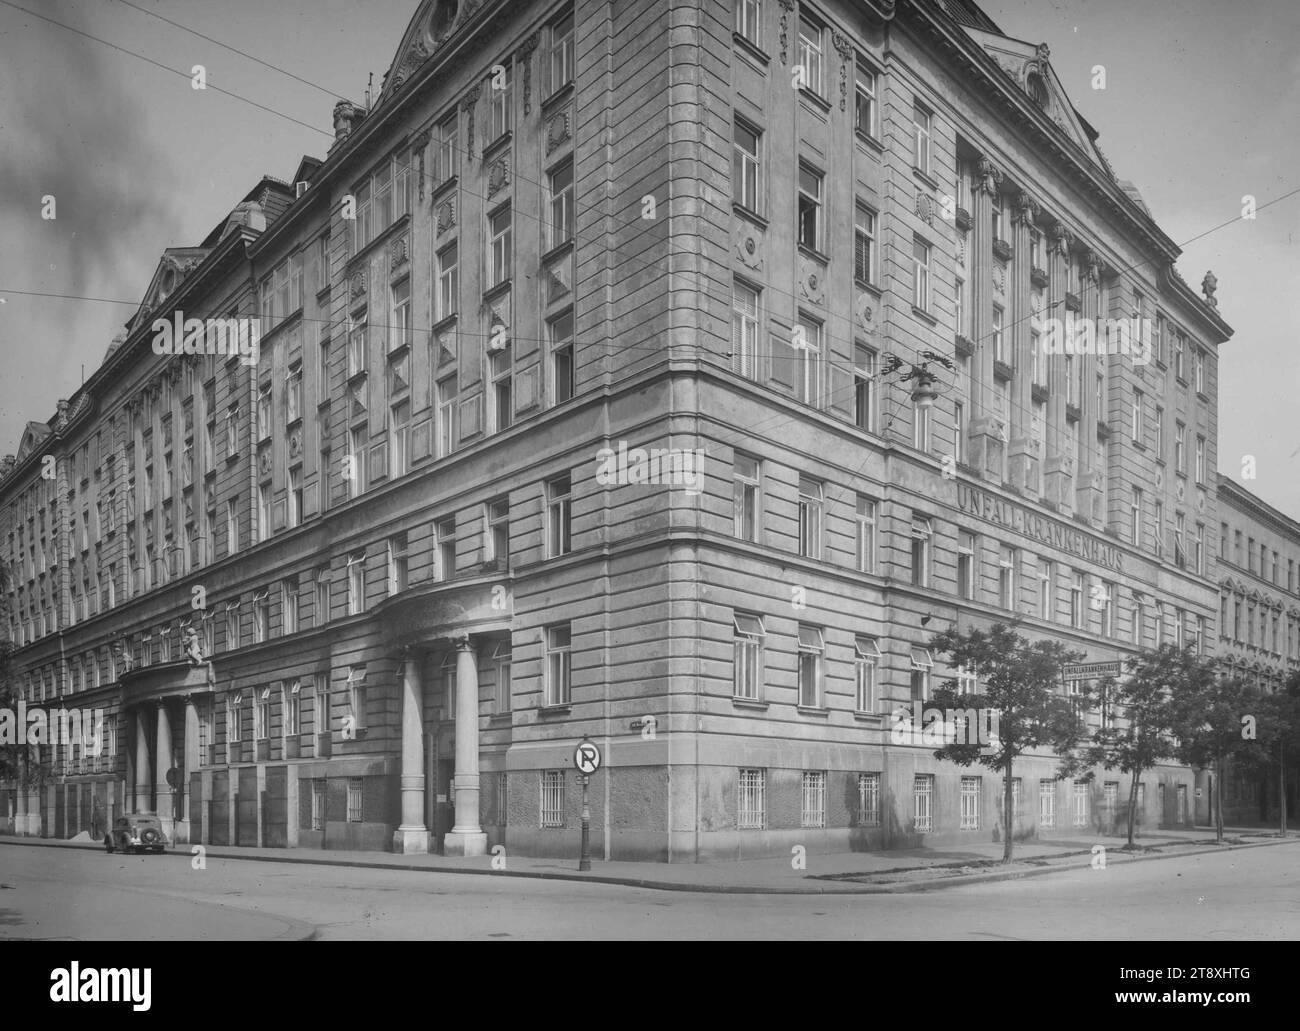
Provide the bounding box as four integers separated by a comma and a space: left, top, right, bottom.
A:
1249, 674, 1300, 835
1078, 645, 1211, 848
1172, 669, 1252, 843
927, 622, 1089, 863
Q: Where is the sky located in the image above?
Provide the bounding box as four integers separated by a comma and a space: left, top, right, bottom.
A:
0, 0, 1296, 514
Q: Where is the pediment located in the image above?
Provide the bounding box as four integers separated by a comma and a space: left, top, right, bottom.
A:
127, 248, 209, 334
962, 29, 1113, 177
15, 422, 51, 464
378, 0, 469, 106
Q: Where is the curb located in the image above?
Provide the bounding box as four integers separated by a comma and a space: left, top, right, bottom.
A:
1, 833, 1295, 896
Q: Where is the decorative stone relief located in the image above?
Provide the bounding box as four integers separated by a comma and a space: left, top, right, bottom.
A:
976, 156, 1003, 195
350, 269, 367, 301
461, 84, 482, 159
778, 0, 794, 65
436, 197, 457, 233
1049, 222, 1072, 256
915, 191, 935, 226
546, 110, 571, 154
258, 445, 272, 477
832, 33, 852, 111
1012, 191, 1038, 227
856, 291, 875, 335
413, 130, 431, 202
734, 222, 763, 271
288, 427, 303, 459
390, 233, 410, 271
799, 257, 825, 305
437, 330, 455, 366
517, 33, 539, 114
487, 153, 510, 197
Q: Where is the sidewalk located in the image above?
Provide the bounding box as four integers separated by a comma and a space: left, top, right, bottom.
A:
3, 825, 1295, 894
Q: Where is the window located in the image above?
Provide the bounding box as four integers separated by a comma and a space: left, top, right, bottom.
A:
258, 483, 272, 543
253, 589, 268, 643
225, 406, 239, 457
255, 686, 271, 741
960, 777, 981, 830
348, 426, 368, 498
347, 778, 363, 823
490, 348, 512, 433
283, 680, 300, 737
420, 519, 450, 585
1036, 780, 1057, 829
912, 102, 932, 175
957, 531, 976, 600
488, 206, 512, 287
1071, 781, 1089, 827
545, 624, 572, 706
387, 534, 408, 595
1195, 349, 1205, 393
733, 455, 760, 541
346, 666, 367, 733
1175, 512, 1186, 567
225, 499, 238, 555
1195, 523, 1205, 575
910, 647, 933, 702
854, 636, 880, 713
436, 243, 458, 321
549, 311, 574, 404
797, 478, 822, 558
436, 374, 457, 456
732, 280, 760, 379
537, 770, 566, 828
733, 120, 760, 212
433, 112, 458, 185
796, 15, 823, 94
1039, 560, 1054, 620
1131, 388, 1144, 443
1130, 487, 1143, 545
795, 314, 821, 407
348, 311, 367, 378
738, 768, 765, 829
734, 0, 761, 45
390, 279, 411, 352
855, 495, 877, 574
856, 349, 878, 432
991, 191, 1004, 242
1175, 421, 1186, 474
797, 625, 824, 708
797, 165, 823, 251
1196, 435, 1206, 484
998, 545, 1017, 609
487, 60, 511, 140
854, 61, 879, 138
854, 203, 877, 284
314, 566, 330, 625
346, 551, 365, 615
493, 639, 512, 714
1173, 332, 1185, 380
227, 692, 242, 743
280, 579, 299, 636
733, 613, 765, 700
911, 516, 932, 587
487, 498, 510, 565
912, 236, 931, 310
310, 778, 326, 831
856, 773, 880, 826
547, 473, 572, 557
1099, 580, 1114, 636
547, 159, 573, 248
1070, 570, 1084, 629
801, 771, 826, 828
991, 305, 1005, 363
548, 13, 574, 94
913, 775, 934, 832
1154, 501, 1165, 557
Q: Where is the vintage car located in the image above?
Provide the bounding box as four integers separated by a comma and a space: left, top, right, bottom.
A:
104, 814, 168, 855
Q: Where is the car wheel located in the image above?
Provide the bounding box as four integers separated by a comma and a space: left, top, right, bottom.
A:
140, 828, 161, 848
104, 836, 114, 854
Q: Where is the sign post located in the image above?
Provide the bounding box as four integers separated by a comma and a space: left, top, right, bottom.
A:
572, 738, 601, 871
165, 767, 180, 849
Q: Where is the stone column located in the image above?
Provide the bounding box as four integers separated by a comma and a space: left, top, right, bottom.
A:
968, 155, 1003, 478
155, 702, 173, 825
1075, 249, 1105, 526
180, 697, 200, 843
393, 651, 430, 854
1044, 223, 1075, 512
125, 709, 136, 812
1007, 191, 1039, 493
15, 781, 27, 836
444, 634, 486, 856
135, 707, 152, 812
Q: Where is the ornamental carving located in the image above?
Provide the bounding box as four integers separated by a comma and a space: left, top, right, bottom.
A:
856, 291, 875, 334
734, 223, 763, 271
436, 197, 457, 233
546, 111, 571, 153
778, 0, 794, 64
1012, 191, 1038, 226
915, 191, 935, 226
1049, 222, 1072, 256
288, 427, 303, 459
350, 269, 367, 300
413, 129, 431, 202
832, 32, 853, 111
487, 154, 510, 197
390, 233, 409, 270
799, 257, 825, 305
975, 157, 1003, 195
517, 33, 539, 114
1084, 251, 1102, 283
461, 84, 482, 159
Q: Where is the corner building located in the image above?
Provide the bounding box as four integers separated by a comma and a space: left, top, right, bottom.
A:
1, 0, 1233, 859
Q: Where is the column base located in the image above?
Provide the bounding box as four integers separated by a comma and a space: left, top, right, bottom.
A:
392, 826, 430, 854
442, 829, 488, 857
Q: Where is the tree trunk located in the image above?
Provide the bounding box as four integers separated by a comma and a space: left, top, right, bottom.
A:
1003, 764, 1014, 863
1126, 775, 1139, 847
1280, 739, 1287, 836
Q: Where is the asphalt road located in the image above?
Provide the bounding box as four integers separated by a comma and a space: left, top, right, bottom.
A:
1, 841, 1297, 940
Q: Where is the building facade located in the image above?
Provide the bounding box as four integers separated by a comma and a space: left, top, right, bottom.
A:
0, 0, 1243, 860
1214, 475, 1300, 825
